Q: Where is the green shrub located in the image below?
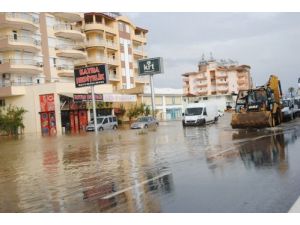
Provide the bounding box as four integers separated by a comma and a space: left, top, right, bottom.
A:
0, 105, 27, 136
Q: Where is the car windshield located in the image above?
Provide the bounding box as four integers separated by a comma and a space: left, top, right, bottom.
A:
185, 107, 203, 116
137, 117, 149, 122
90, 118, 104, 124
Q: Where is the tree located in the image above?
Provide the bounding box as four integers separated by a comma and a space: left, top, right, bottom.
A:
288, 87, 295, 98
0, 105, 27, 136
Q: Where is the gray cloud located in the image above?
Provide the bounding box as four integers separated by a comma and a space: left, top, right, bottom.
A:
126, 12, 300, 93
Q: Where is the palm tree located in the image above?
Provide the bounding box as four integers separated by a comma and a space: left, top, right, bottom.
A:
288, 87, 295, 98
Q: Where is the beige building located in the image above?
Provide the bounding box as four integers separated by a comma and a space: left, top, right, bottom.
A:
0, 12, 149, 135
182, 58, 253, 109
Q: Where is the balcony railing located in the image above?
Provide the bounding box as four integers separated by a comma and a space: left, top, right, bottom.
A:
57, 64, 74, 71
53, 24, 83, 32
0, 58, 43, 67
6, 12, 39, 24
55, 43, 85, 50
1, 35, 41, 46
0, 81, 34, 87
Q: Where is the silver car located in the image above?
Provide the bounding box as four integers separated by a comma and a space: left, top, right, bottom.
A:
130, 116, 159, 129
86, 115, 118, 131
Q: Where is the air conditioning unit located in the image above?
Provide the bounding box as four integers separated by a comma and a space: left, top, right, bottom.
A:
36, 62, 43, 67
2, 73, 10, 79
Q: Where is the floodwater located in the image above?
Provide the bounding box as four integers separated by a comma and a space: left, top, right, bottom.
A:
1, 113, 300, 212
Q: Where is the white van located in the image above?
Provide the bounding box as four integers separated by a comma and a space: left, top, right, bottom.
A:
86, 115, 118, 131
182, 103, 218, 126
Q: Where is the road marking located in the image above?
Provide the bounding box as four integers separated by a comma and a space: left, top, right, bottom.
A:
101, 171, 171, 199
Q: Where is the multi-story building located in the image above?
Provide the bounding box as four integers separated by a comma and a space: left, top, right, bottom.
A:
182, 58, 253, 110
82, 12, 149, 92
0, 12, 149, 135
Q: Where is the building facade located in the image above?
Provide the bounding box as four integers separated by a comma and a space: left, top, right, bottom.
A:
182, 58, 253, 109
142, 87, 184, 121
0, 12, 149, 135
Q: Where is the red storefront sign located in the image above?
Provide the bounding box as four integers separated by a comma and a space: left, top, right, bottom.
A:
39, 94, 56, 135
40, 94, 55, 112
73, 94, 103, 102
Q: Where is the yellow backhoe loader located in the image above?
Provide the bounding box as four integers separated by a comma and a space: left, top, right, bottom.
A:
231, 75, 283, 128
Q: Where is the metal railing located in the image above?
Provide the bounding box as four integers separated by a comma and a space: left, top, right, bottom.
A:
56, 64, 74, 70
55, 43, 85, 51
0, 35, 41, 46
0, 58, 43, 67
6, 12, 39, 24
0, 81, 34, 87
53, 24, 83, 32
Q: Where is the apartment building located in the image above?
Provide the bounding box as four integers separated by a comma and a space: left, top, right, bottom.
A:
0, 12, 149, 135
182, 59, 253, 109
82, 12, 149, 92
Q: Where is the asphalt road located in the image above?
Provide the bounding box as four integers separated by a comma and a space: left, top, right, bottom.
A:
1, 113, 300, 212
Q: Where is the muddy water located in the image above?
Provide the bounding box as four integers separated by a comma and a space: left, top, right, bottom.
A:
1, 113, 300, 212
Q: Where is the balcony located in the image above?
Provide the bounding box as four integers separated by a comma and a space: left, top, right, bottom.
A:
0, 83, 27, 97
108, 73, 119, 82
217, 86, 229, 92
216, 73, 228, 78
197, 89, 208, 95
135, 76, 149, 84
84, 22, 116, 35
106, 41, 118, 50
0, 13, 39, 31
55, 44, 87, 59
195, 76, 207, 81
87, 56, 107, 65
107, 58, 118, 66
86, 39, 106, 48
133, 34, 147, 43
0, 59, 43, 74
54, 24, 85, 41
216, 80, 228, 85
0, 35, 41, 53
133, 47, 144, 56
52, 13, 83, 23
237, 79, 246, 85
197, 82, 208, 87
56, 64, 74, 77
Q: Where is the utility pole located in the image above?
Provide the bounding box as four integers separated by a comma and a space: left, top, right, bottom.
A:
91, 85, 98, 135
149, 74, 155, 118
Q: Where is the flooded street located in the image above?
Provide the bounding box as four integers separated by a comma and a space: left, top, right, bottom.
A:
1, 113, 300, 212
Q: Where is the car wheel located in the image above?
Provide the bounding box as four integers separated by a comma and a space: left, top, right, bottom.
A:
113, 125, 117, 130
98, 127, 104, 131
144, 124, 148, 129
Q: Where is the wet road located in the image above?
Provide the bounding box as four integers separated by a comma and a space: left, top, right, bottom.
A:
1, 113, 300, 212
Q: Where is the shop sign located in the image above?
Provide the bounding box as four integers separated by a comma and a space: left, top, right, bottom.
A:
103, 94, 137, 102
74, 65, 108, 88
138, 57, 164, 76
40, 94, 55, 112
73, 94, 103, 102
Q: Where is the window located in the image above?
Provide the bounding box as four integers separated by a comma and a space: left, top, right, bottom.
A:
203, 108, 207, 116
103, 118, 108, 124
0, 99, 5, 107
125, 24, 130, 33
109, 117, 113, 122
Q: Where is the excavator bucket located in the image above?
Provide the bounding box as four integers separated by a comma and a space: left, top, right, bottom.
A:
231, 111, 273, 129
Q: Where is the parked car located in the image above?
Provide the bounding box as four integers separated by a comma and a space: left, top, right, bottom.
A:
86, 115, 118, 131
130, 116, 159, 129
282, 99, 295, 121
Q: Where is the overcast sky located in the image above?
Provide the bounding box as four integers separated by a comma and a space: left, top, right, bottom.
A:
125, 13, 300, 94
